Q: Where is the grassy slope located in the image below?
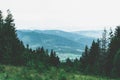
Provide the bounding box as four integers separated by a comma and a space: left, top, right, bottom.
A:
0, 65, 119, 80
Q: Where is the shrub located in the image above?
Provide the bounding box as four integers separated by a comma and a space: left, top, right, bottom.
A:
58, 69, 67, 80
0, 65, 5, 73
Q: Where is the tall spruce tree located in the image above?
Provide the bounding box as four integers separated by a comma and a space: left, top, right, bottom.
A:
112, 49, 120, 77
0, 10, 4, 63
85, 40, 100, 73
105, 26, 120, 75
49, 49, 60, 67
99, 29, 108, 74
0, 10, 25, 65
80, 45, 89, 71
101, 28, 107, 54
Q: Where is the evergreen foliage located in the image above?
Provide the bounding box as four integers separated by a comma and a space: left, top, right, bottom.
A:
0, 10, 120, 79
112, 49, 120, 77
104, 26, 120, 75
0, 10, 25, 65
80, 26, 120, 77
0, 10, 60, 69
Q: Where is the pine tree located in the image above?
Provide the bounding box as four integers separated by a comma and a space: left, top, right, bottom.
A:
80, 45, 89, 71
99, 29, 108, 74
109, 27, 113, 40
101, 28, 107, 54
49, 49, 60, 67
86, 40, 100, 73
0, 10, 4, 63
0, 10, 25, 65
112, 49, 120, 77
105, 26, 120, 75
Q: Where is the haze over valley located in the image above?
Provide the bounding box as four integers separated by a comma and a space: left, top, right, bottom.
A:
17, 29, 101, 60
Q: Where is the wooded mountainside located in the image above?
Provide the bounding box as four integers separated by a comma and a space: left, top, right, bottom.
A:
0, 10, 120, 79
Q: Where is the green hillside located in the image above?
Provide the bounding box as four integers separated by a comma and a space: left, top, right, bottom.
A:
0, 10, 120, 80
0, 65, 118, 80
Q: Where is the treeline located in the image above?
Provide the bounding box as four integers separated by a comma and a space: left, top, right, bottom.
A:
0, 10, 120, 78
60, 26, 120, 78
80, 27, 120, 77
0, 10, 60, 70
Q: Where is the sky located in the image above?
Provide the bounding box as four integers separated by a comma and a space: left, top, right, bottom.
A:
0, 0, 120, 31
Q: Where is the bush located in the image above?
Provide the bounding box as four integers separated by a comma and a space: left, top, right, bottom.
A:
58, 69, 67, 80
35, 62, 46, 73
0, 65, 5, 73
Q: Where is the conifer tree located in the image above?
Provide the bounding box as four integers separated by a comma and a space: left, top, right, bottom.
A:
49, 49, 60, 67
101, 28, 107, 54
0, 10, 25, 65
105, 26, 120, 75
112, 49, 120, 77
0, 10, 4, 63
66, 58, 72, 67
80, 45, 89, 71
85, 40, 100, 73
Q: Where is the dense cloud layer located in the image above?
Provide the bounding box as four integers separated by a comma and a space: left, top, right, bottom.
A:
0, 0, 119, 31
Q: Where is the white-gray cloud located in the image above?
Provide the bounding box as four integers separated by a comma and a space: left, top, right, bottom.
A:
0, 0, 120, 31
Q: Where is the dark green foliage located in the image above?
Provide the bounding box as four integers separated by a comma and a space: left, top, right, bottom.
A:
0, 10, 60, 70
104, 26, 120, 75
80, 45, 89, 71
73, 58, 80, 71
80, 40, 100, 73
80, 26, 120, 77
0, 10, 120, 79
0, 10, 25, 65
0, 65, 4, 73
49, 49, 60, 67
66, 58, 73, 67
58, 69, 67, 80
112, 49, 120, 77
0, 10, 4, 63
64, 58, 73, 72
101, 29, 107, 54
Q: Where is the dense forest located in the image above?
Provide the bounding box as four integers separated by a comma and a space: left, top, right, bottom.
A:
0, 10, 120, 79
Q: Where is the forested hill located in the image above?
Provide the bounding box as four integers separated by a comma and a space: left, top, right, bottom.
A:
17, 30, 95, 54
0, 10, 120, 79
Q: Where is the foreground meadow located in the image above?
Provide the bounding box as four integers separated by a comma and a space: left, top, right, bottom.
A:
0, 65, 119, 80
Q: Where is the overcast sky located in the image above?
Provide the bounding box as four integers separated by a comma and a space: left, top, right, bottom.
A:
0, 0, 120, 31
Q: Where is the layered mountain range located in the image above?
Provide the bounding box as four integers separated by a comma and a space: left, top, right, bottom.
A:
17, 30, 102, 55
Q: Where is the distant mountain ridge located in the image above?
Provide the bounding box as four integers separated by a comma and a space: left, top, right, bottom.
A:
17, 30, 101, 54
33, 30, 96, 46
73, 30, 103, 38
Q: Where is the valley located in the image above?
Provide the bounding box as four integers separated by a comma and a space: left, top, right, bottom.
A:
17, 30, 100, 60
